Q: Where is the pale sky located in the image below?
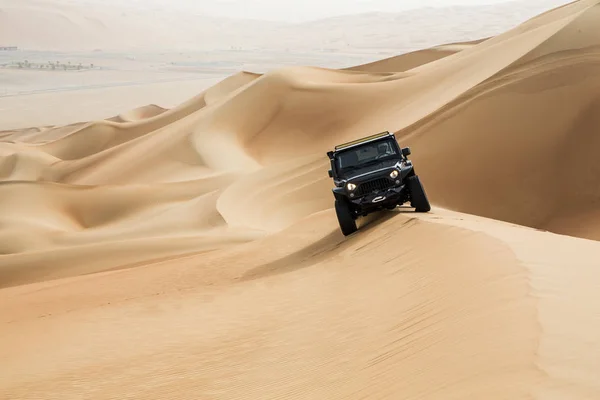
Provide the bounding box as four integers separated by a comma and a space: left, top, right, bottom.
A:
89, 0, 570, 22
159, 0, 569, 21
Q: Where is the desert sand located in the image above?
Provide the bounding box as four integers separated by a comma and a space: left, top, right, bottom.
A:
2, 0, 600, 398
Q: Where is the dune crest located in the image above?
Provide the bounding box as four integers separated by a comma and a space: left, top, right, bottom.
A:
106, 104, 168, 123
343, 38, 488, 73
3, 1, 600, 399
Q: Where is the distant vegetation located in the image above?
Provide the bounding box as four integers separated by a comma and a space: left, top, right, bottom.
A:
0, 60, 96, 71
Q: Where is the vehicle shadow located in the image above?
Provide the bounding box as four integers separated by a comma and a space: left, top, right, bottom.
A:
357, 205, 415, 232
238, 229, 344, 281
239, 206, 415, 281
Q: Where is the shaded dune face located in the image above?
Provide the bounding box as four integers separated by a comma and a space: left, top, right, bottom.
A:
3, 2, 600, 399
399, 1, 600, 239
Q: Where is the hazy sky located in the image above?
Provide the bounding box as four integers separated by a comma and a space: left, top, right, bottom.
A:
162, 0, 569, 21
92, 0, 569, 22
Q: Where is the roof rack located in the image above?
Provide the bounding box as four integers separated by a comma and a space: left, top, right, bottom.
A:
334, 131, 394, 151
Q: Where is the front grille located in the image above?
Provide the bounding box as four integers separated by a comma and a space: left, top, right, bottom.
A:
355, 177, 394, 196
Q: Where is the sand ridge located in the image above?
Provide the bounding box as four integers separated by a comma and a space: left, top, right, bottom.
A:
2, 1, 600, 398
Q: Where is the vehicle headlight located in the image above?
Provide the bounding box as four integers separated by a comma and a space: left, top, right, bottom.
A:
346, 183, 357, 191
390, 170, 399, 179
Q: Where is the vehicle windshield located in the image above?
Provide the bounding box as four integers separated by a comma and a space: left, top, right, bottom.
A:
335, 139, 399, 175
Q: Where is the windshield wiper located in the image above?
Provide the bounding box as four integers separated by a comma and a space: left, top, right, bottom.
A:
340, 158, 394, 175
340, 165, 361, 173
356, 159, 385, 169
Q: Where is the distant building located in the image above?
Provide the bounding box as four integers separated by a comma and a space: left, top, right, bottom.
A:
0, 46, 18, 51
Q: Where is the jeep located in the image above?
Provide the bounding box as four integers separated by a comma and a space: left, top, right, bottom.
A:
327, 131, 431, 236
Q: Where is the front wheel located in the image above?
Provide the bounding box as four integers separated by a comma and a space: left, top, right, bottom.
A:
335, 199, 357, 236
407, 175, 431, 212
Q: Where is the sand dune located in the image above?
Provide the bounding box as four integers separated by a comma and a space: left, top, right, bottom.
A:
106, 104, 168, 123
0, 142, 59, 180
399, 0, 600, 239
2, 1, 600, 398
344, 39, 488, 72
3, 207, 600, 398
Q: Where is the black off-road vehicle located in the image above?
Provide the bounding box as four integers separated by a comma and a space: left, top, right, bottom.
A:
327, 131, 431, 236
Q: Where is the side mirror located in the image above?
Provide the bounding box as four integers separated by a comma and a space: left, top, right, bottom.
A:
401, 147, 411, 157
328, 169, 333, 178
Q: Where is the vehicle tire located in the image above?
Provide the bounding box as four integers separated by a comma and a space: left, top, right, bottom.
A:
407, 175, 431, 212
335, 199, 357, 236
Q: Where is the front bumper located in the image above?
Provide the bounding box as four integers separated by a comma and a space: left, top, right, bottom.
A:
349, 184, 406, 210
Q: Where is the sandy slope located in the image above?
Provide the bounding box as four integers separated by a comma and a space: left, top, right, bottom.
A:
345, 39, 489, 72
2, 207, 600, 398
2, 0, 600, 398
